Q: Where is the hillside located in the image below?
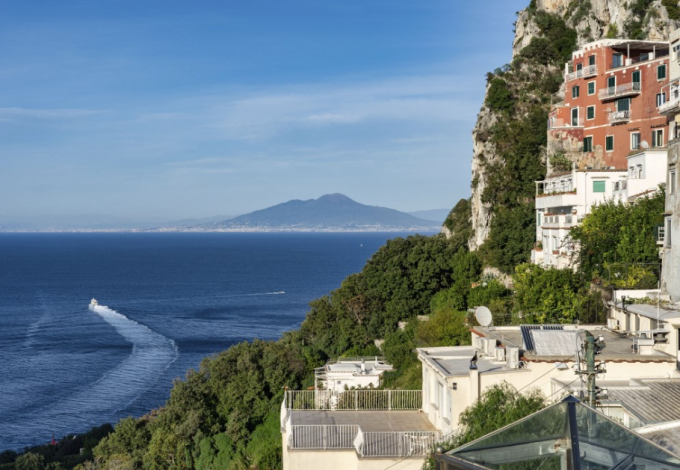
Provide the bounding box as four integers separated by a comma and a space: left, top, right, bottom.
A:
459, 0, 679, 272
195, 194, 439, 231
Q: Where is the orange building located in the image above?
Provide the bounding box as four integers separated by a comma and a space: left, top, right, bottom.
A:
549, 39, 670, 170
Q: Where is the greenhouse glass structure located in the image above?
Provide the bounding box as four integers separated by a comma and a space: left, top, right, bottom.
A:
435, 396, 680, 470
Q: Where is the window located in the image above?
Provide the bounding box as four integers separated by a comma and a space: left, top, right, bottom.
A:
593, 180, 606, 193
576, 63, 583, 71
636, 164, 643, 179
612, 53, 623, 68
632, 70, 641, 87
606, 136, 614, 151
658, 64, 667, 80
572, 85, 580, 98
589, 55, 596, 66
607, 76, 616, 89
617, 97, 630, 112
586, 105, 595, 120
666, 217, 672, 248
571, 107, 579, 126
629, 166, 635, 177
583, 136, 593, 152
631, 132, 641, 150
537, 212, 541, 227
587, 81, 596, 95
657, 93, 667, 107
653, 129, 664, 147
671, 167, 677, 195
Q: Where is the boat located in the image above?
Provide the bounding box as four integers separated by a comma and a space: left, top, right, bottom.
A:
89, 298, 98, 308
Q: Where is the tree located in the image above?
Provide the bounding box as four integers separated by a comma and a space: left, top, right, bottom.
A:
15, 453, 46, 470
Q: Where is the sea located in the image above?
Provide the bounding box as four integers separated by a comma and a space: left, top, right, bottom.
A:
0, 232, 425, 450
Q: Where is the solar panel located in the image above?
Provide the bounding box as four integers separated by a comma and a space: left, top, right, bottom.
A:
520, 324, 565, 351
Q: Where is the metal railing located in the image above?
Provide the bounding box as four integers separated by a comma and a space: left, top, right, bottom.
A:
548, 117, 584, 128
285, 389, 422, 411
608, 109, 631, 123
357, 431, 439, 457
599, 82, 641, 100
288, 425, 359, 449
659, 95, 680, 115
565, 64, 597, 82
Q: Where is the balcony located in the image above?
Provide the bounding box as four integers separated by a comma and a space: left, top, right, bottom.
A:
548, 117, 584, 129
282, 389, 442, 458
608, 49, 669, 70
565, 64, 597, 82
599, 82, 641, 101
659, 95, 680, 116
608, 109, 631, 124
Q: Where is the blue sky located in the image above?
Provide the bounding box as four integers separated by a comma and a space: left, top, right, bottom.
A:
0, 0, 528, 220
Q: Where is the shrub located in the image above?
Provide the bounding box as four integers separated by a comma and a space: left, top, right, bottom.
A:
485, 78, 514, 114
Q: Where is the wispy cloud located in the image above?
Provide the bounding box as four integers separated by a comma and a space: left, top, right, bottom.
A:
0, 107, 104, 120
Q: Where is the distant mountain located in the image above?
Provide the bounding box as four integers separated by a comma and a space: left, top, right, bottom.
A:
0, 214, 235, 232
407, 209, 450, 224
192, 194, 440, 232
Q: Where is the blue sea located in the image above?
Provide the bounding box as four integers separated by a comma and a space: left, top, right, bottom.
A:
0, 232, 421, 450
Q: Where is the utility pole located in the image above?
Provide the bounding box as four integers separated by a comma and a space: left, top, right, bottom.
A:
575, 331, 607, 407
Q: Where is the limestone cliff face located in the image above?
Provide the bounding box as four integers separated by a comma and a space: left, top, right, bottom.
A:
468, 0, 678, 251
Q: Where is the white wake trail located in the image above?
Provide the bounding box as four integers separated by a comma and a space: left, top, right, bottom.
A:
3, 304, 178, 442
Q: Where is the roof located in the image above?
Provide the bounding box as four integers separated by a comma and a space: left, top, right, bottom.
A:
417, 346, 509, 378
605, 379, 680, 424
612, 301, 680, 321
474, 325, 674, 362
437, 396, 680, 469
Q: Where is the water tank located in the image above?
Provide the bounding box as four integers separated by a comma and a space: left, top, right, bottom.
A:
506, 346, 520, 369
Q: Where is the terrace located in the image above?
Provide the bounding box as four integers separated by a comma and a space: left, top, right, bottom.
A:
565, 64, 597, 82
281, 389, 442, 458
608, 109, 631, 124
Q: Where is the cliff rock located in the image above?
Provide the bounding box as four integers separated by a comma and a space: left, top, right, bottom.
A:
468, 0, 679, 251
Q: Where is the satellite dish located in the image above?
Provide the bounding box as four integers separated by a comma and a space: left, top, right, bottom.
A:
641, 140, 650, 149
475, 306, 493, 327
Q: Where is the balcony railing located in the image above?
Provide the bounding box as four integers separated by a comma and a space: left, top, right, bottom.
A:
659, 95, 680, 115
548, 118, 584, 129
608, 109, 631, 124
599, 82, 641, 100
285, 389, 422, 411
565, 64, 597, 82
608, 50, 669, 70
286, 424, 440, 457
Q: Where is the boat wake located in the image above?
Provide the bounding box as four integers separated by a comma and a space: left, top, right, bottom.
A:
2, 303, 178, 444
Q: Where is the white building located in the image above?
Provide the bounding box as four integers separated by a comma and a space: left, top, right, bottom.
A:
418, 313, 680, 438
660, 29, 680, 301
613, 148, 668, 203
315, 357, 393, 393
533, 167, 627, 268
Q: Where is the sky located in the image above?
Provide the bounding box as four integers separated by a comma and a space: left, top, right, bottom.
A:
0, 0, 529, 221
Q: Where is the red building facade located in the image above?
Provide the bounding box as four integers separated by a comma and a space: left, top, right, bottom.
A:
549, 39, 670, 170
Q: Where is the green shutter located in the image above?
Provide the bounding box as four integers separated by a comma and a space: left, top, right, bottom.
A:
593, 180, 606, 193
658, 65, 667, 80
588, 82, 595, 94
587, 106, 595, 120
606, 136, 614, 151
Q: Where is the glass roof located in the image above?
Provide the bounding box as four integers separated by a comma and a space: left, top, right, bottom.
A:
442, 396, 680, 470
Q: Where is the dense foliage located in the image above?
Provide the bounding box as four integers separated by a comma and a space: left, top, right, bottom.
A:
569, 191, 664, 287
477, 11, 577, 273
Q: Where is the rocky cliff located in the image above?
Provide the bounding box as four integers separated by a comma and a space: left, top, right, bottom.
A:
467, 0, 679, 256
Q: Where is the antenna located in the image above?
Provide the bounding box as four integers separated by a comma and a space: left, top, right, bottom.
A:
475, 306, 493, 327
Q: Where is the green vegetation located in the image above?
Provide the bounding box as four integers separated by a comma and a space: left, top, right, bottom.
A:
478, 11, 577, 274
606, 23, 619, 38
485, 78, 514, 114
624, 0, 655, 39
549, 153, 572, 173
569, 191, 664, 286
424, 383, 548, 469
442, 198, 473, 249
663, 0, 680, 21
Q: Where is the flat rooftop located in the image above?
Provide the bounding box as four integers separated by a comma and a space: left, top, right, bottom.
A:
291, 410, 436, 432
418, 346, 513, 378
474, 325, 674, 362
